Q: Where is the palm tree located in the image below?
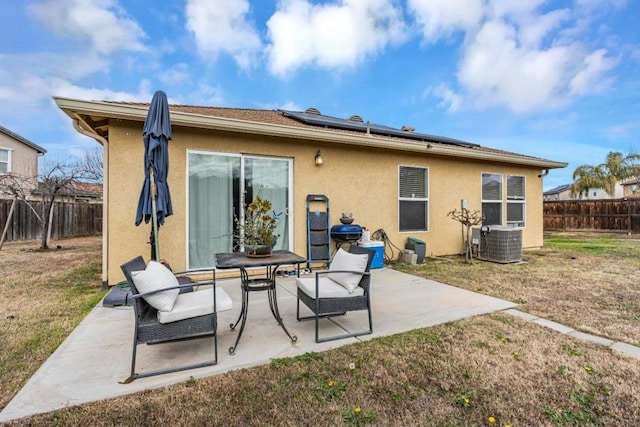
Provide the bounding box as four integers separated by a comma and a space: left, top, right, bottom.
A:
571, 151, 640, 198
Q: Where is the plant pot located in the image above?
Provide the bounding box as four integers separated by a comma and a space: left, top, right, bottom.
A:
245, 244, 273, 258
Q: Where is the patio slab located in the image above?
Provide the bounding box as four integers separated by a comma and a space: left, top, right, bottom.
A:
0, 268, 516, 423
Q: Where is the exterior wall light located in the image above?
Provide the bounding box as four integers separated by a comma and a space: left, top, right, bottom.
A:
315, 150, 323, 166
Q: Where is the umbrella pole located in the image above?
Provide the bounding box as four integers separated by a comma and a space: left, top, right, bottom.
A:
149, 166, 160, 261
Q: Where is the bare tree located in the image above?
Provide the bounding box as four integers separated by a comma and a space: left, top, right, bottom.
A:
448, 208, 484, 263
0, 173, 34, 249
79, 146, 103, 184
0, 158, 91, 250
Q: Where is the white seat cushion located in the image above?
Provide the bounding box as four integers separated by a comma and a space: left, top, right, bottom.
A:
131, 261, 180, 312
328, 248, 369, 293
297, 276, 365, 299
157, 287, 233, 324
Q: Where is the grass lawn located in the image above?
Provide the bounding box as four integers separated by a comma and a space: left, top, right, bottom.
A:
1, 232, 639, 426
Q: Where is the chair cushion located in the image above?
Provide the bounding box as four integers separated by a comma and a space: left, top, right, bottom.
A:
328, 248, 369, 293
157, 287, 233, 324
131, 261, 180, 312
297, 277, 365, 299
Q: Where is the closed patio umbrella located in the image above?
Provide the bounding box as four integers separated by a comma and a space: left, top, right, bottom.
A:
135, 90, 173, 261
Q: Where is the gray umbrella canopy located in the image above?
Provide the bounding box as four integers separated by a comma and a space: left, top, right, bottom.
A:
135, 90, 173, 260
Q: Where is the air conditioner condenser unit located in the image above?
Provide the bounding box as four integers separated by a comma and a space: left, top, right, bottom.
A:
473, 226, 522, 263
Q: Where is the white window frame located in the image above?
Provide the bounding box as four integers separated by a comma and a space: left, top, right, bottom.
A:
506, 175, 526, 227
398, 165, 429, 232
481, 172, 503, 226
186, 149, 294, 268
0, 148, 11, 174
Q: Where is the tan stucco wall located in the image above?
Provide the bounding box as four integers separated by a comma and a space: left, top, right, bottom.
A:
106, 120, 545, 284
0, 132, 40, 178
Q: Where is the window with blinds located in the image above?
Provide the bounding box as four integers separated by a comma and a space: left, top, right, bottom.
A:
399, 166, 428, 232
482, 173, 502, 225
507, 175, 525, 226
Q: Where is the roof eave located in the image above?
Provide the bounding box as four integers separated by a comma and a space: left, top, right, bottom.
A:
0, 125, 47, 154
53, 96, 567, 170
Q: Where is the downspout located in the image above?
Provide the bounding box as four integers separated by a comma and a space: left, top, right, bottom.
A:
538, 169, 549, 178
72, 117, 109, 289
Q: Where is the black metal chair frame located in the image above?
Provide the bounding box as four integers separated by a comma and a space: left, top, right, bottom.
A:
296, 246, 374, 343
120, 256, 222, 383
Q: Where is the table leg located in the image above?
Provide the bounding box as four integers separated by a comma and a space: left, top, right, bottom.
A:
267, 282, 297, 343
228, 279, 250, 355
228, 265, 298, 355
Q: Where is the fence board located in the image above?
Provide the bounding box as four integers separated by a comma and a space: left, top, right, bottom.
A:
0, 199, 102, 242
544, 198, 640, 232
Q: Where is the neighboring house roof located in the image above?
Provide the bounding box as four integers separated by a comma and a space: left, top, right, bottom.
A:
34, 180, 102, 198
620, 176, 640, 185
53, 97, 567, 170
0, 125, 47, 154
68, 180, 103, 195
544, 184, 571, 195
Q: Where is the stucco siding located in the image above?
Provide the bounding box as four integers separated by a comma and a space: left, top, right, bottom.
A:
0, 132, 39, 177
106, 121, 546, 284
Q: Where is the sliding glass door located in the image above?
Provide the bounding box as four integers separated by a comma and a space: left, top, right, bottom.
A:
187, 150, 292, 268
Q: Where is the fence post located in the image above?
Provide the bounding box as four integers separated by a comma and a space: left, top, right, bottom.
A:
627, 198, 632, 235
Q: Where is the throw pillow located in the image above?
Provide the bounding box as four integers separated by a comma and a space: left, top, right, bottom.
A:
131, 261, 180, 312
328, 248, 369, 293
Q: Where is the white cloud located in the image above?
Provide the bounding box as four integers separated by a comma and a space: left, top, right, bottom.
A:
418, 0, 618, 114
49, 78, 153, 102
0, 51, 151, 116
266, 0, 407, 77
569, 49, 617, 95
279, 101, 302, 111
457, 19, 579, 113
185, 0, 262, 70
28, 0, 146, 54
424, 83, 464, 112
158, 63, 192, 87
407, 0, 483, 42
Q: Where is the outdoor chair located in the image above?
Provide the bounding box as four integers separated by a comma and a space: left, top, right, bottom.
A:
120, 256, 233, 383
296, 246, 374, 343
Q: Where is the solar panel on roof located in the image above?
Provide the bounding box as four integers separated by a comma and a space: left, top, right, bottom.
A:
279, 110, 479, 148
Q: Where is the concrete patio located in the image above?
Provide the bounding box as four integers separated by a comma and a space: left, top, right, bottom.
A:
0, 268, 516, 422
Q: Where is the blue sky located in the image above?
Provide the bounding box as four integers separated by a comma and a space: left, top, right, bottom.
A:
1, 0, 639, 190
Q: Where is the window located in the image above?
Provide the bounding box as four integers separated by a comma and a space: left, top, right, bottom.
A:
187, 151, 292, 268
482, 173, 502, 225
506, 175, 525, 226
399, 166, 428, 232
0, 149, 10, 173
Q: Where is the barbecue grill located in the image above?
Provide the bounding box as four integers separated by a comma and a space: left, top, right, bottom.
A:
330, 224, 363, 249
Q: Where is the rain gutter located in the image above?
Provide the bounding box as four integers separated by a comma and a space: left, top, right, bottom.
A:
71, 114, 109, 289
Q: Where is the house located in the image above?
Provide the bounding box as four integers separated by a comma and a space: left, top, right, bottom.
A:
543, 183, 625, 201
620, 177, 640, 198
0, 124, 47, 195
543, 184, 572, 201
54, 97, 567, 286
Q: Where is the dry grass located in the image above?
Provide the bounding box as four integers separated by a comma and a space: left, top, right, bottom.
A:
401, 232, 640, 346
0, 237, 105, 411
1, 232, 640, 426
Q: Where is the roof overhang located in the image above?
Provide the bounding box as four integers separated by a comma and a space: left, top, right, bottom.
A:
53, 96, 568, 170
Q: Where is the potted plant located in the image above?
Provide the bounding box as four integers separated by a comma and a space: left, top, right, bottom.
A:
236, 191, 283, 257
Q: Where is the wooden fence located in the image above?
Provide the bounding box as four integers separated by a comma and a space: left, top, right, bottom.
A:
543, 198, 640, 232
0, 199, 102, 242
